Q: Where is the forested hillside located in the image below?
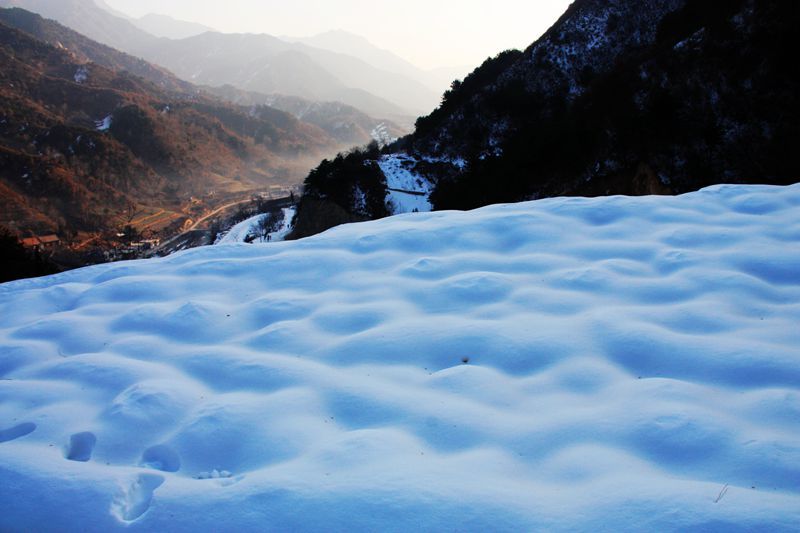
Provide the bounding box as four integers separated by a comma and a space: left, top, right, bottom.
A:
292, 0, 799, 238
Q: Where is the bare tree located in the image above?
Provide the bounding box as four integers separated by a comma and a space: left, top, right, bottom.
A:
253, 208, 286, 242
254, 214, 271, 242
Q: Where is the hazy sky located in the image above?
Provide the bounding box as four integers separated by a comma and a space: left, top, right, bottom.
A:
104, 0, 572, 70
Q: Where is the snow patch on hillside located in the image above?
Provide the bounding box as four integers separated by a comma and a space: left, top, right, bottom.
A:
378, 153, 433, 214
95, 115, 112, 131
1, 184, 799, 531
370, 122, 394, 146
74, 66, 89, 84
216, 207, 295, 244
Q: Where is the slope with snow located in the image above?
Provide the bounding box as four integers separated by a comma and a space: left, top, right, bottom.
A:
1, 184, 799, 531
378, 153, 433, 214
216, 208, 296, 245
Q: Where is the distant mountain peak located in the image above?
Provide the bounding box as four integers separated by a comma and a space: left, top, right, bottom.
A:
134, 12, 217, 40
288, 28, 457, 95
92, 0, 131, 20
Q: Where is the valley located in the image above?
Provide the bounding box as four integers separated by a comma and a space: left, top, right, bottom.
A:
0, 6, 389, 273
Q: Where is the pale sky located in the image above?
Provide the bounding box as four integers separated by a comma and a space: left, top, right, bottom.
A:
104, 0, 573, 70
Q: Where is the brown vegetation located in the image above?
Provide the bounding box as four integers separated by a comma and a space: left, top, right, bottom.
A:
0, 11, 342, 241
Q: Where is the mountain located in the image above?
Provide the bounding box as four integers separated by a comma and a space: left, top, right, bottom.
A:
132, 13, 216, 40
0, 0, 157, 53
0, 7, 191, 93
0, 0, 438, 118
1, 0, 445, 121
291, 30, 423, 79
291, 0, 800, 238
136, 31, 437, 118
290, 30, 471, 96
290, 30, 467, 95
292, 42, 440, 116
0, 11, 339, 236
2, 182, 799, 530
92, 0, 132, 20
205, 85, 407, 147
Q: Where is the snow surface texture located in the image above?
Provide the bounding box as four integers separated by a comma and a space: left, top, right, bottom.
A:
379, 153, 433, 214
216, 208, 296, 245
1, 184, 800, 531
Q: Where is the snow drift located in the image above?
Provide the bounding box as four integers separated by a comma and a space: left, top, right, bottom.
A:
1, 184, 799, 531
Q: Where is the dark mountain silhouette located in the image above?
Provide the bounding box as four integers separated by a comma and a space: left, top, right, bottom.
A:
291, 0, 800, 238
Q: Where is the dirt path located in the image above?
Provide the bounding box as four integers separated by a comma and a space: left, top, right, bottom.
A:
188, 199, 253, 231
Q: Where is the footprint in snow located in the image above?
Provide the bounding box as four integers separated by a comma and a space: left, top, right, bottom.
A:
65, 432, 96, 462
0, 422, 36, 443
111, 473, 164, 522
140, 444, 181, 473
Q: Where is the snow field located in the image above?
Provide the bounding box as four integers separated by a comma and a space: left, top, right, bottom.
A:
0, 184, 799, 530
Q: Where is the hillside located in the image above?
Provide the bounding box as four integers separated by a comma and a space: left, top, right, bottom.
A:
205, 85, 407, 147
0, 7, 191, 93
0, 13, 338, 236
0, 0, 156, 53
291, 0, 800, 238
1, 183, 798, 529
0, 7, 396, 146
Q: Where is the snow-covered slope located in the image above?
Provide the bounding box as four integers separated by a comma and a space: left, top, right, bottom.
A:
378, 154, 434, 214
216, 208, 296, 245
1, 184, 799, 531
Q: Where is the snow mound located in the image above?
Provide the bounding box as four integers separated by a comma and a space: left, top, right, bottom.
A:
1, 184, 799, 531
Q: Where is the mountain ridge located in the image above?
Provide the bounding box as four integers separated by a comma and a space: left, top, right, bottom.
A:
0, 0, 441, 119
288, 29, 468, 94
0, 0, 159, 54
132, 13, 217, 40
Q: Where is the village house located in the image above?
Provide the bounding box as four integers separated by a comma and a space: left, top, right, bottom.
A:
20, 234, 60, 251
